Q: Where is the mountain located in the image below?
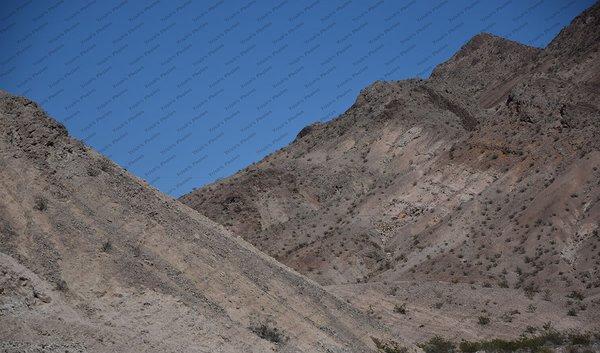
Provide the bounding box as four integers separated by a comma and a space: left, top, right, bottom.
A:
181, 2, 600, 341
0, 90, 404, 352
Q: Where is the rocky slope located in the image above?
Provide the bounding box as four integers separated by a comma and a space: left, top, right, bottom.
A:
0, 90, 403, 352
181, 2, 600, 341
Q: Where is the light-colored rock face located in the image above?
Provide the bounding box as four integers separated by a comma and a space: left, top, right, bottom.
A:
181, 2, 600, 341
0, 94, 398, 352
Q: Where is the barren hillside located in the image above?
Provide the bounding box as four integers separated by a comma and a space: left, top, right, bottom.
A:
0, 90, 403, 352
181, 2, 600, 341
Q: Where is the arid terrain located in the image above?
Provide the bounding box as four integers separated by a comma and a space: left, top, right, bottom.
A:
2, 2, 600, 353
181, 1, 600, 345
0, 89, 406, 352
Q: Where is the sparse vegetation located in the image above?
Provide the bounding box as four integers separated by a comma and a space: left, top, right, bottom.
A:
419, 336, 455, 353
478, 315, 490, 325
249, 322, 286, 344
87, 166, 101, 177
393, 303, 407, 315
54, 279, 68, 292
372, 337, 408, 353
501, 310, 519, 323
458, 329, 597, 353
102, 241, 112, 253
542, 289, 552, 301
33, 196, 47, 211
567, 290, 584, 301
99, 158, 112, 172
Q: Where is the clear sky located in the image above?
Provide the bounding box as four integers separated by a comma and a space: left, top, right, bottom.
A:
0, 0, 594, 196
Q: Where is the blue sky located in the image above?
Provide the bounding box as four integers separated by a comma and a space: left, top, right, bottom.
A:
0, 0, 594, 196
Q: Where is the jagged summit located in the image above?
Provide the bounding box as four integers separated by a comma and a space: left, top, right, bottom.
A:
429, 32, 540, 97
544, 1, 600, 57
536, 2, 600, 86
1, 95, 72, 164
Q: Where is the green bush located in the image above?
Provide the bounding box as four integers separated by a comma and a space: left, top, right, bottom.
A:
459, 329, 565, 352
568, 332, 590, 345
454, 328, 599, 353
419, 336, 455, 353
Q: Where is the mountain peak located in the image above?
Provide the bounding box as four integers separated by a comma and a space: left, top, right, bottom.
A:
429, 32, 540, 95
181, 4, 600, 343
0, 93, 71, 164
544, 1, 600, 56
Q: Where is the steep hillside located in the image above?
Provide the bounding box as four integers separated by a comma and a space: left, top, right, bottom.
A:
181, 2, 600, 340
0, 90, 402, 352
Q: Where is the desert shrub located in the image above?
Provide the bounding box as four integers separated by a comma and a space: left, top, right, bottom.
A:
524, 284, 539, 299
394, 303, 407, 315
55, 279, 68, 291
460, 337, 534, 352
567, 290, 584, 301
568, 332, 590, 345
249, 323, 286, 344
33, 196, 47, 211
478, 316, 490, 325
525, 326, 538, 334
458, 341, 482, 353
100, 160, 111, 172
87, 166, 101, 177
420, 336, 455, 353
501, 311, 515, 323
102, 241, 112, 252
372, 337, 408, 353
459, 329, 566, 353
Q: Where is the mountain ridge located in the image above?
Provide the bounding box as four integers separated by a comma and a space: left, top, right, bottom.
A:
0, 92, 399, 352
181, 1, 600, 341
1, 2, 599, 351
